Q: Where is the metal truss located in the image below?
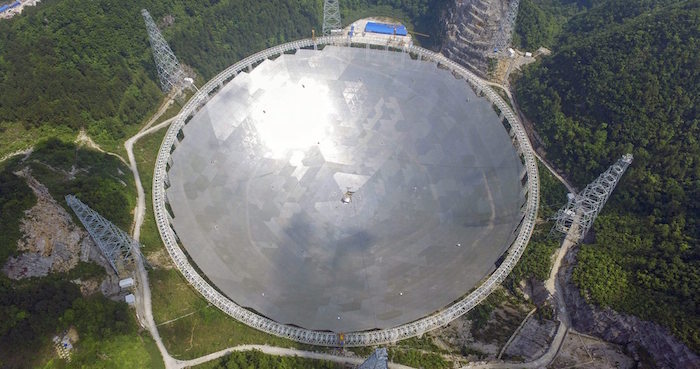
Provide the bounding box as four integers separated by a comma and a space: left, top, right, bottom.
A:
142, 9, 185, 92
358, 348, 388, 369
323, 0, 341, 36
553, 154, 633, 241
152, 36, 539, 346
66, 195, 139, 274
493, 0, 521, 54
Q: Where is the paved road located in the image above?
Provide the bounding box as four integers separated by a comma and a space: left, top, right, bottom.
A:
125, 117, 175, 241
124, 100, 179, 369
133, 248, 180, 369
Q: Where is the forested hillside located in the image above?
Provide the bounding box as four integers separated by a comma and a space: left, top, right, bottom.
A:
0, 0, 447, 156
514, 0, 699, 351
512, 0, 589, 50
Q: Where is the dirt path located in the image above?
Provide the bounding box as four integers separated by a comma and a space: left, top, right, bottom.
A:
123, 97, 179, 369
0, 147, 33, 164
143, 98, 176, 132
74, 128, 129, 165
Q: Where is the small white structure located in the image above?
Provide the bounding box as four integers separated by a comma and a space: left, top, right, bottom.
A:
119, 277, 135, 289
524, 51, 533, 57
125, 294, 136, 305
508, 48, 515, 57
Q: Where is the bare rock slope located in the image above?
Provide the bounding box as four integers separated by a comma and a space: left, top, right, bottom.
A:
562, 248, 700, 369
443, 0, 509, 76
2, 168, 89, 279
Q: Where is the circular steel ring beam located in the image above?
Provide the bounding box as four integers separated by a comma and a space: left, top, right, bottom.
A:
153, 36, 539, 346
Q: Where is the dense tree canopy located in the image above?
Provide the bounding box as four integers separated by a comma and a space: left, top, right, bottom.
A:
0, 0, 162, 144
0, 0, 449, 150
207, 349, 343, 369
0, 273, 140, 368
512, 0, 592, 50
0, 170, 36, 265
514, 0, 699, 351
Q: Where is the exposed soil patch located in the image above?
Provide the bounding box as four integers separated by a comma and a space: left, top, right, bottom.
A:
2, 168, 89, 279
427, 288, 534, 361
2, 168, 121, 298
145, 248, 175, 270
503, 316, 556, 361
551, 331, 635, 369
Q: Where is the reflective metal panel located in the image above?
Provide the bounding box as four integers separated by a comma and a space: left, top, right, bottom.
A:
167, 46, 524, 332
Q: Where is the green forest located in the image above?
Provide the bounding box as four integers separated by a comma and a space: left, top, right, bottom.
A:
199, 350, 343, 369
0, 170, 36, 264
512, 0, 592, 50
0, 276, 162, 368
514, 0, 699, 351
0, 0, 448, 156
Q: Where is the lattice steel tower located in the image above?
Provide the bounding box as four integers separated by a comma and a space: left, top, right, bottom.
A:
358, 348, 388, 369
552, 154, 633, 241
142, 8, 185, 92
493, 0, 521, 54
66, 195, 140, 274
323, 0, 342, 36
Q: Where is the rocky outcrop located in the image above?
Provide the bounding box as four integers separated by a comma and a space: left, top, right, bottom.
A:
562, 247, 700, 369
2, 168, 122, 297
442, 0, 509, 76
2, 168, 92, 279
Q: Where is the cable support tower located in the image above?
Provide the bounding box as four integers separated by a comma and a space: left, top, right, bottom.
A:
142, 8, 186, 92
552, 154, 633, 241
322, 0, 342, 36
66, 195, 141, 274
358, 348, 388, 369
493, 0, 521, 54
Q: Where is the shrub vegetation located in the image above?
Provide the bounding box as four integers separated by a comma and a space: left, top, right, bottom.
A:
514, 0, 699, 351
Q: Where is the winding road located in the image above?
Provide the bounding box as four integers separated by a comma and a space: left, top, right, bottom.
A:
124, 97, 180, 369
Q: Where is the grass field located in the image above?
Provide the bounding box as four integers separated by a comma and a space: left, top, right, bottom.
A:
38, 330, 164, 369
0, 121, 75, 159
150, 267, 309, 360
133, 128, 168, 256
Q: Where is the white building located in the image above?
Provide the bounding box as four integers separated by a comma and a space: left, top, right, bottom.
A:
119, 277, 134, 289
